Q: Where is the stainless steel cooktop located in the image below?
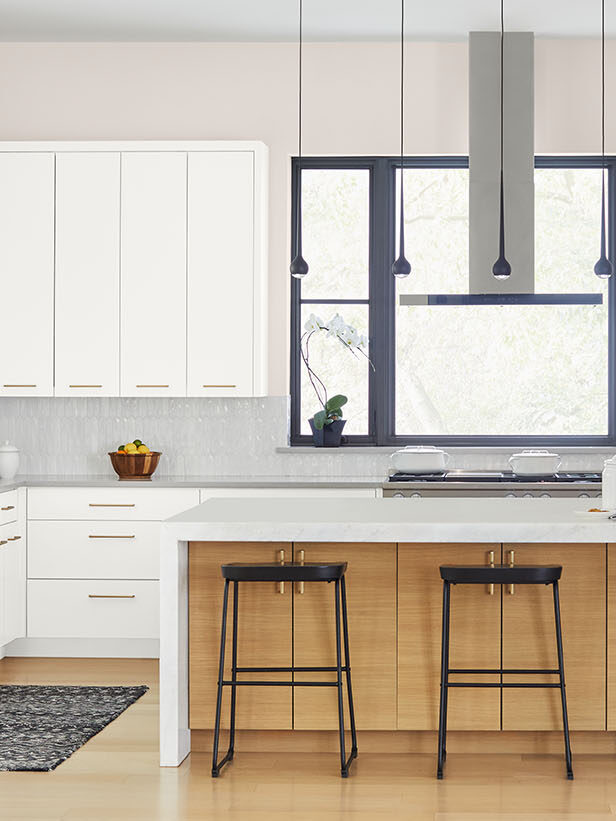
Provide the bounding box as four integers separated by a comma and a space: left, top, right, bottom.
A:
383, 470, 602, 498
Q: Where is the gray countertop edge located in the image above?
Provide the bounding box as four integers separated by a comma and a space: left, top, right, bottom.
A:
0, 474, 385, 492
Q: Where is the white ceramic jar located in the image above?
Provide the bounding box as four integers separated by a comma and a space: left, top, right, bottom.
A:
602, 455, 616, 509
390, 445, 450, 474
0, 441, 19, 481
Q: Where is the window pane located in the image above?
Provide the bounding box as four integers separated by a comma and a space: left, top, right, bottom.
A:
396, 303, 608, 435
300, 169, 369, 299
395, 166, 609, 437
395, 167, 469, 297
300, 304, 369, 435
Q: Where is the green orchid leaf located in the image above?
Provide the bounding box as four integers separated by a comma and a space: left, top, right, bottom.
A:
326, 394, 348, 411
313, 410, 327, 430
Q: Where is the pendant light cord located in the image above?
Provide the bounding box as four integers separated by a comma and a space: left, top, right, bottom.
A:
499, 0, 504, 182
399, 0, 405, 255
296, 0, 303, 256
602, 0, 605, 161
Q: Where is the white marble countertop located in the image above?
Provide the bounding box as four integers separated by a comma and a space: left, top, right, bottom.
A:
162, 496, 616, 543
0, 473, 385, 492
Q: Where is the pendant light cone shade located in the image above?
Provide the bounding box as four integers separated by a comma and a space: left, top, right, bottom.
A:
595, 0, 613, 279
290, 0, 309, 280
492, 0, 511, 280
392, 0, 411, 279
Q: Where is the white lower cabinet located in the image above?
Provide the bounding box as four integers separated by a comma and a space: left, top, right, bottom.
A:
28, 580, 159, 639
28, 520, 160, 580
0, 491, 26, 649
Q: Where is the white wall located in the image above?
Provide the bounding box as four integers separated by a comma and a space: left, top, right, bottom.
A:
0, 40, 612, 396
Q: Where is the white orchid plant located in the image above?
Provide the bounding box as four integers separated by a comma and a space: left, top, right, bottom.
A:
301, 313, 373, 430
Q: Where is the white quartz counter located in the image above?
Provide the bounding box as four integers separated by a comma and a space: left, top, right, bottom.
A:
162, 496, 616, 544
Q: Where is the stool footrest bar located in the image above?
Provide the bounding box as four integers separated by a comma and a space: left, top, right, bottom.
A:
234, 666, 349, 673
448, 668, 560, 675
221, 680, 343, 687
446, 682, 562, 688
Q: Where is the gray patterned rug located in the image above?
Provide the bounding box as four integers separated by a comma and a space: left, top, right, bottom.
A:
0, 684, 148, 771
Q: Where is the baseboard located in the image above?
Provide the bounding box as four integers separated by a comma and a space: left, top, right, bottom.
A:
190, 729, 616, 755
4, 637, 160, 659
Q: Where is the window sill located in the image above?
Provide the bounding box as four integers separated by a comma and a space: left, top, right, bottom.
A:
277, 446, 616, 454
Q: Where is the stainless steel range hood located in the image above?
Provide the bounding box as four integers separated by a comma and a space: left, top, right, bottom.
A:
400, 31, 602, 308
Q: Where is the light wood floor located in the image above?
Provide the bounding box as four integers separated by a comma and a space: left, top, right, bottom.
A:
1, 659, 616, 820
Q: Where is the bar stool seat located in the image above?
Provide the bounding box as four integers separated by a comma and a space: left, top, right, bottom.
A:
221, 561, 347, 583
440, 564, 561, 585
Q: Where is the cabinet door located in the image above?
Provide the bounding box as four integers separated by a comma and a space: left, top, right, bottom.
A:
189, 542, 292, 730
608, 544, 616, 729
187, 152, 255, 397
293, 543, 397, 730
398, 543, 501, 730
120, 152, 187, 396
55, 153, 120, 396
0, 153, 54, 396
0, 522, 25, 646
502, 543, 605, 730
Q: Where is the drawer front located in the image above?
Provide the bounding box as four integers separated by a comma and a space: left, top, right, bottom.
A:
0, 490, 18, 525
28, 487, 199, 521
199, 487, 378, 502
27, 579, 159, 638
28, 520, 160, 580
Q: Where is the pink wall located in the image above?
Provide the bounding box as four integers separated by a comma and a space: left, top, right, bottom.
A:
0, 40, 610, 393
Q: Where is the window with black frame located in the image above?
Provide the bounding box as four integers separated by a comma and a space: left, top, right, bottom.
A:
290, 157, 614, 446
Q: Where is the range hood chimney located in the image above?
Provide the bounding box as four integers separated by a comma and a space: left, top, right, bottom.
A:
400, 31, 602, 307
469, 31, 534, 294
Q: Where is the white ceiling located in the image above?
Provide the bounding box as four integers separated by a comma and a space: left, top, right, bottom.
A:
0, 0, 609, 42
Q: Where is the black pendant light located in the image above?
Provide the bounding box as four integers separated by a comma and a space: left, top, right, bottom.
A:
492, 0, 512, 280
595, 0, 613, 279
392, 0, 411, 279
290, 0, 309, 280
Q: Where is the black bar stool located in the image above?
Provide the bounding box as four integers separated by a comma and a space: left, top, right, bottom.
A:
211, 561, 358, 778
437, 563, 573, 781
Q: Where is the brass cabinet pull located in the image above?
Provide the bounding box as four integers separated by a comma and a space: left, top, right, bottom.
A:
7, 535, 21, 541
69, 384, 102, 388
88, 594, 135, 599
88, 503, 135, 508
136, 384, 169, 388
487, 549, 495, 595
508, 549, 515, 595
3, 384, 36, 388
298, 549, 305, 594
0, 540, 7, 546
88, 534, 135, 539
202, 384, 237, 388
278, 549, 285, 594
1, 506, 15, 511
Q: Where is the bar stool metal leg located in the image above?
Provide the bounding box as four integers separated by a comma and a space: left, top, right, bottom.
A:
227, 580, 239, 762
341, 575, 358, 760
437, 580, 451, 779
553, 580, 574, 780
334, 579, 349, 777
212, 579, 230, 777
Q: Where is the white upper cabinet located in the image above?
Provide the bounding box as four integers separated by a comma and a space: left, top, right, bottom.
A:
120, 152, 187, 397
0, 153, 54, 396
188, 151, 260, 397
55, 153, 121, 396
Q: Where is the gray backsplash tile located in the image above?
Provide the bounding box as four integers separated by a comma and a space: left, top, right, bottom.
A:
0, 396, 611, 478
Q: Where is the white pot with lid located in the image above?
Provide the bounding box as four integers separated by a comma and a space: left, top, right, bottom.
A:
390, 445, 450, 474
0, 441, 19, 481
508, 449, 561, 476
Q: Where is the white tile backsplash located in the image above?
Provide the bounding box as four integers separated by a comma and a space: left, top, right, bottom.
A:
0, 395, 612, 478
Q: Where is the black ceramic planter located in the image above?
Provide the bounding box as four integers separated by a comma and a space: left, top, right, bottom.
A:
308, 418, 346, 448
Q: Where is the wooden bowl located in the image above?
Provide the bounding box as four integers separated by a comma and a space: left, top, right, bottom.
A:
108, 451, 161, 481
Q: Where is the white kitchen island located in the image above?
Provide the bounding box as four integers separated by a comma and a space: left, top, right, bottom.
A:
160, 496, 616, 766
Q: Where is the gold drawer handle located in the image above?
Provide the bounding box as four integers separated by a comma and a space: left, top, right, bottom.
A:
202, 384, 237, 388
487, 550, 495, 595
69, 384, 102, 388
88, 534, 135, 539
89, 503, 135, 508
136, 384, 169, 388
298, 549, 305, 594
88, 594, 136, 599
278, 549, 285, 595
1, 505, 15, 511
508, 549, 515, 595
3, 384, 36, 388
7, 535, 21, 541
0, 540, 7, 546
